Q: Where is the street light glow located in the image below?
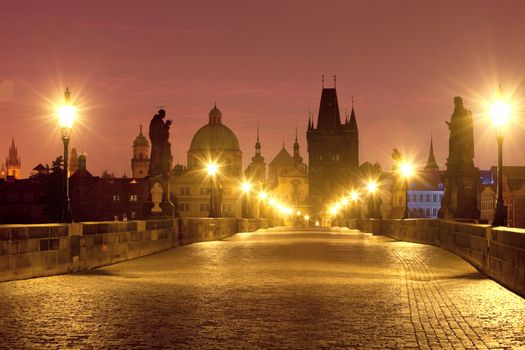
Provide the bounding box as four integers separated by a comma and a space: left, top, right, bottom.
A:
206, 162, 218, 176
367, 180, 378, 193
350, 190, 359, 202
241, 181, 252, 193
491, 100, 511, 129
259, 191, 268, 200
399, 162, 413, 179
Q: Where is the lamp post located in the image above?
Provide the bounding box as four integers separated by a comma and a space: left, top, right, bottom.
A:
399, 161, 414, 220
349, 189, 360, 219
241, 181, 252, 218
491, 85, 511, 227
58, 88, 75, 222
206, 162, 218, 217
366, 180, 379, 219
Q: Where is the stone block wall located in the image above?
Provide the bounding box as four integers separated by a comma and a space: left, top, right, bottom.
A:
345, 218, 525, 298
0, 217, 270, 282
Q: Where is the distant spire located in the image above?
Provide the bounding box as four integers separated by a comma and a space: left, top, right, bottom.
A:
345, 108, 348, 124
293, 126, 302, 164
64, 87, 71, 104
322, 75, 325, 89
333, 74, 336, 88
139, 124, 143, 134
348, 99, 358, 131
251, 125, 265, 164
255, 125, 261, 155
424, 133, 439, 171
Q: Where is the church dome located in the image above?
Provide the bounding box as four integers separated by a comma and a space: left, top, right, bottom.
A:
190, 123, 240, 151
189, 106, 240, 151
133, 126, 149, 147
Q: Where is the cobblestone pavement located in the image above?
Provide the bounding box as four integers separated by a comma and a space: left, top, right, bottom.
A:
1, 227, 524, 349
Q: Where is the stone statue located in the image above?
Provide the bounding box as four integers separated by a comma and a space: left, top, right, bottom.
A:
445, 97, 474, 168
439, 96, 479, 220
148, 109, 172, 177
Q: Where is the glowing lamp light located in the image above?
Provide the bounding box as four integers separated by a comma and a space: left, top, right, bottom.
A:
399, 162, 413, 179
58, 105, 75, 138
296, 210, 302, 216
241, 181, 252, 193
350, 190, 359, 202
207, 163, 218, 177
330, 206, 338, 215
315, 221, 320, 226
341, 197, 348, 206
304, 214, 310, 221
367, 181, 378, 193
259, 191, 268, 200
490, 100, 511, 129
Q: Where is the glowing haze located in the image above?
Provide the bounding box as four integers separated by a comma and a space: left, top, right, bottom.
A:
1, 0, 525, 177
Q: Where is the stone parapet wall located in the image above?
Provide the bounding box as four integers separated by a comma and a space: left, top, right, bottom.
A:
0, 218, 270, 282
344, 218, 525, 298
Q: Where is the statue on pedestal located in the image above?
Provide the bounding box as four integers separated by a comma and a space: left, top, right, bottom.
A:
439, 97, 480, 220
149, 109, 172, 177
147, 109, 175, 217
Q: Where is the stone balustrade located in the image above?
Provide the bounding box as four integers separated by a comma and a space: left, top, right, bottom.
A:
344, 218, 525, 298
0, 218, 269, 282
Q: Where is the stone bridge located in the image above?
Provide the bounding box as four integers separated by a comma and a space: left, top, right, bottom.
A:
1, 225, 524, 349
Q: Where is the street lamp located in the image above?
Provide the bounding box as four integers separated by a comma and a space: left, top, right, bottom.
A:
366, 180, 379, 219
491, 85, 511, 227
399, 161, 414, 220
58, 88, 75, 222
241, 180, 252, 218
206, 162, 218, 217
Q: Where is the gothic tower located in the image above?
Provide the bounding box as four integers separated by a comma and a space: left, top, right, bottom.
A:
307, 82, 359, 218
131, 125, 150, 178
244, 126, 266, 183
6, 137, 21, 179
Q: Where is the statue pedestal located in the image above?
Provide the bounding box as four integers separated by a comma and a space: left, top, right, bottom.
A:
145, 176, 175, 218
439, 166, 480, 220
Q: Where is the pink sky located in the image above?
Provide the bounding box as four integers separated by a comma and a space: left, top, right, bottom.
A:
1, 0, 525, 177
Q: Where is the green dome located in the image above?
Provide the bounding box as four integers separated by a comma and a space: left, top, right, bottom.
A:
190, 123, 240, 151
133, 129, 149, 147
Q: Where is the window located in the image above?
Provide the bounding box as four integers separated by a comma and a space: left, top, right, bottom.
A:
180, 187, 184, 195
180, 187, 190, 195
130, 195, 138, 202
113, 195, 120, 201
185, 187, 190, 195
200, 203, 210, 212
433, 194, 437, 202
439, 194, 443, 201
425, 208, 430, 217
426, 194, 430, 202
432, 208, 437, 216
419, 194, 423, 202
24, 192, 33, 202
412, 194, 417, 202
179, 203, 190, 212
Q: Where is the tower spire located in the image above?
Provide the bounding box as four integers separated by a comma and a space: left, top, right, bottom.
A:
321, 75, 325, 89
255, 125, 261, 155
424, 133, 439, 171
333, 74, 336, 88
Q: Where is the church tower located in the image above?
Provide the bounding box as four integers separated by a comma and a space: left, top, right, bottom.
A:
6, 137, 21, 179
307, 79, 359, 218
244, 126, 266, 183
424, 135, 439, 171
131, 125, 150, 178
